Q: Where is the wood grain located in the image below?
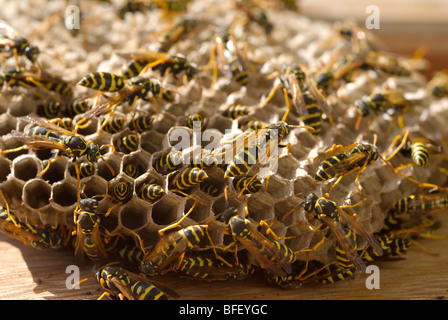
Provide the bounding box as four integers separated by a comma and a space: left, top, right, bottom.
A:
1, 212, 447, 300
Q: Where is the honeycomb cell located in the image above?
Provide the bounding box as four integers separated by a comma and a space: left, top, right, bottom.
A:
275, 154, 302, 180
119, 199, 150, 231
0, 113, 17, 136
0, 157, 12, 182
0, 178, 25, 207
80, 175, 109, 198
23, 179, 52, 210
151, 111, 177, 134
140, 130, 166, 154
0, 135, 29, 161
264, 174, 293, 200
273, 195, 303, 226
40, 156, 68, 184
52, 181, 78, 208
108, 173, 135, 204
150, 194, 184, 227
12, 154, 42, 182
96, 152, 122, 181
122, 150, 151, 179
245, 191, 275, 222
184, 196, 213, 223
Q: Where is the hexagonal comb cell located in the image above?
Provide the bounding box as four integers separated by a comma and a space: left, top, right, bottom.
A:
22, 179, 52, 211
11, 154, 42, 182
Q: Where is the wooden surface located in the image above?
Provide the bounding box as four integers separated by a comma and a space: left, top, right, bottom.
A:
1, 212, 447, 300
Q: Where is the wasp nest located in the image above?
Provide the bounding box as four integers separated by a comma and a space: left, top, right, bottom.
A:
0, 0, 447, 298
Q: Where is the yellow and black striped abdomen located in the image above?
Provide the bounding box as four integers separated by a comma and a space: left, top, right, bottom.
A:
130, 115, 154, 133
118, 134, 139, 153
225, 104, 251, 119
24, 123, 58, 139
335, 227, 357, 272
411, 142, 429, 167
224, 145, 260, 178
139, 183, 165, 202
301, 91, 322, 135
224, 50, 249, 86
130, 280, 168, 300
173, 167, 208, 191
119, 59, 149, 80
77, 72, 125, 92
82, 233, 101, 261
314, 153, 348, 182
179, 225, 207, 249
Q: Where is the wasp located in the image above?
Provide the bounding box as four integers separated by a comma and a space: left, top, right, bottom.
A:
139, 224, 211, 276
391, 191, 448, 219
102, 115, 125, 134
117, 241, 146, 265
73, 191, 117, 262
123, 163, 140, 179
37, 101, 61, 119
314, 50, 366, 92
382, 129, 443, 168
117, 133, 140, 154
153, 149, 183, 174
427, 70, 448, 98
220, 121, 313, 179
151, 17, 198, 53
218, 207, 292, 277
0, 192, 72, 249
208, 27, 250, 87
190, 150, 216, 168
0, 195, 56, 248
139, 183, 165, 203
1, 115, 114, 182
185, 113, 204, 131
117, 51, 198, 83
239, 119, 267, 132
312, 141, 390, 193
318, 20, 386, 55
199, 182, 221, 197
363, 50, 427, 77
232, 175, 263, 195
115, 0, 149, 20
77, 72, 126, 92
302, 193, 384, 273
354, 89, 410, 131
234, 0, 273, 35
177, 250, 254, 281
109, 180, 134, 204
0, 67, 73, 97
1, 67, 73, 104
95, 264, 178, 300
169, 167, 209, 193
129, 115, 154, 133
78, 161, 96, 179
82, 76, 172, 136
223, 104, 252, 119
0, 19, 40, 64
262, 64, 330, 129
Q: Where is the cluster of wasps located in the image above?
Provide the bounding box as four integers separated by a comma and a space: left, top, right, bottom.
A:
0, 0, 448, 300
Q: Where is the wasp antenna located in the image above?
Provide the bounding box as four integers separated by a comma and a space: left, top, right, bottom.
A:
281, 201, 305, 222
289, 125, 315, 132
101, 156, 116, 177
72, 275, 94, 289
